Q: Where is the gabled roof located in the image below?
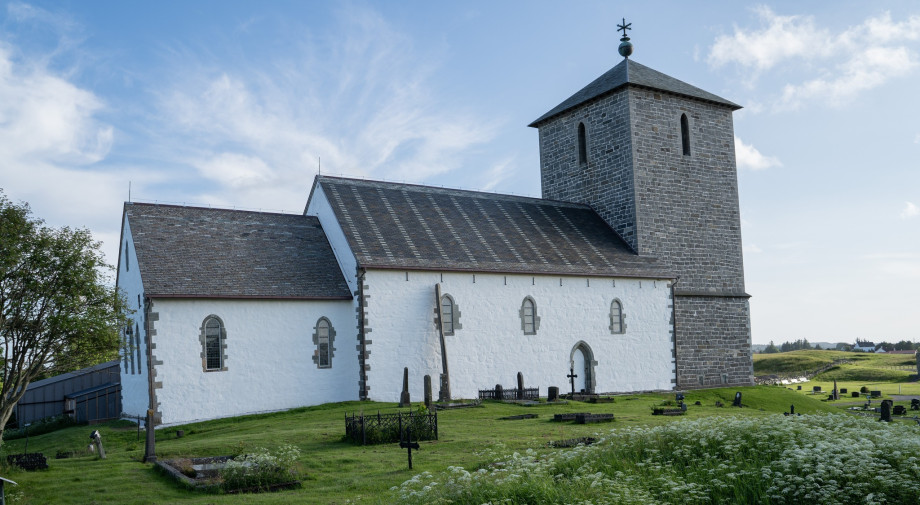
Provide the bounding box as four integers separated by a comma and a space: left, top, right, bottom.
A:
125, 203, 351, 299
529, 59, 741, 127
314, 176, 674, 279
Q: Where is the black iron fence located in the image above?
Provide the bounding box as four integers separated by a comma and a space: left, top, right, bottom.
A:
344, 410, 438, 445
478, 387, 539, 401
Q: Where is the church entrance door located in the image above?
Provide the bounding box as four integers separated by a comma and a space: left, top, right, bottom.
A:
572, 348, 587, 393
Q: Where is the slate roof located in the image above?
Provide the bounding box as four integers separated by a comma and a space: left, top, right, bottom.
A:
314, 176, 673, 279
125, 203, 351, 299
530, 59, 741, 127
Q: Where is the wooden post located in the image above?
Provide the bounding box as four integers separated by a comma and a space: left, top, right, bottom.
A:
435, 283, 451, 401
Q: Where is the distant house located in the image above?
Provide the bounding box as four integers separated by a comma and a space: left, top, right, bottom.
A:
854, 341, 876, 352
15, 361, 121, 426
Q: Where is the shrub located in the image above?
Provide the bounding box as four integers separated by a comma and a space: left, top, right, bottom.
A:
4, 415, 80, 441
220, 444, 301, 492
861, 386, 870, 394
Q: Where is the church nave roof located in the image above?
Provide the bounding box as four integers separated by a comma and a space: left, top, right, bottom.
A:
314, 176, 673, 279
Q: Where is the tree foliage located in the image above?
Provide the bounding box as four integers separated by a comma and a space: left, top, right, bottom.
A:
0, 191, 128, 443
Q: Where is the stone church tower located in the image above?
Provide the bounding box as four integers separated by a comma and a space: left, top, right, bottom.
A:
530, 39, 753, 388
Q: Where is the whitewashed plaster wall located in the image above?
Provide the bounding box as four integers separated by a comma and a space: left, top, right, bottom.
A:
364, 270, 675, 402
150, 298, 357, 426
305, 185, 359, 294
117, 216, 149, 418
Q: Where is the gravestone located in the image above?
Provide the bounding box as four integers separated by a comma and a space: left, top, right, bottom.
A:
851, 391, 860, 398
732, 392, 742, 407
893, 405, 906, 416
880, 400, 893, 422
911, 399, 920, 410
790, 404, 795, 415
494, 384, 503, 400
517, 372, 525, 400
797, 385, 802, 390
423, 375, 432, 409
547, 386, 560, 402
812, 386, 822, 393
567, 367, 578, 396
840, 388, 848, 394
399, 368, 411, 407
870, 390, 882, 398
90, 430, 105, 459
832, 380, 839, 400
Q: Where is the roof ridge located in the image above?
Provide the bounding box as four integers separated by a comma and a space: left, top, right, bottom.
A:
317, 175, 591, 209
126, 201, 304, 218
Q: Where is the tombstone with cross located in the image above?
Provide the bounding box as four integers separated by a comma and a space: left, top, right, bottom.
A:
567, 367, 578, 396
399, 427, 420, 469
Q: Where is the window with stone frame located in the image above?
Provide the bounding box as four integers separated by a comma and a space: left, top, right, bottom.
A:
125, 241, 129, 271
135, 322, 142, 374
313, 317, 336, 368
200, 315, 228, 372
577, 122, 588, 164
439, 294, 461, 336
609, 299, 626, 334
680, 114, 691, 156
520, 296, 540, 335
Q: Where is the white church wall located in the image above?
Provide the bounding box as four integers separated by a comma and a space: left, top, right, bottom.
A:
149, 298, 357, 426
305, 185, 359, 294
364, 270, 675, 402
117, 216, 149, 419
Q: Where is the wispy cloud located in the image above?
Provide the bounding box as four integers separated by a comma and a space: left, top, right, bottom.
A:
157, 6, 498, 210
734, 136, 781, 170
901, 202, 919, 219
709, 8, 920, 110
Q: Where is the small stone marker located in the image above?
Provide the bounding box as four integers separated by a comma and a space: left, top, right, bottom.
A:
893, 405, 906, 416
832, 380, 839, 400
517, 372, 525, 400
547, 386, 560, 402
90, 430, 106, 459
870, 390, 882, 398
423, 375, 432, 409
911, 398, 920, 410
812, 386, 822, 393
880, 400, 893, 422
790, 404, 795, 415
399, 367, 411, 407
840, 388, 848, 394
494, 384, 503, 400
399, 427, 420, 469
797, 385, 802, 390
732, 392, 742, 408
852, 391, 861, 398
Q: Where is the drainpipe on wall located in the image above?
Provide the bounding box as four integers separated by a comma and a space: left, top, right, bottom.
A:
670, 276, 680, 391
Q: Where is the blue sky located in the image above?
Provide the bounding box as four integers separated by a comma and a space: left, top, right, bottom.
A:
1, 1, 918, 344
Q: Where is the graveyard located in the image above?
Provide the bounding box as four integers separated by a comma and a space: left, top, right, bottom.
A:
0, 386, 849, 504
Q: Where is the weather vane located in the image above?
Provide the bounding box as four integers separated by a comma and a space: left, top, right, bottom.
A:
617, 17, 633, 59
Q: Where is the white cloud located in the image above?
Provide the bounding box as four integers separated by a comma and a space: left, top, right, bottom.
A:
709, 8, 920, 109
734, 136, 781, 170
901, 202, 919, 219
158, 6, 498, 211
744, 244, 763, 254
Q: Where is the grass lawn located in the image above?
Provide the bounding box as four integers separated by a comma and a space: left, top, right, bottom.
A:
0, 387, 839, 504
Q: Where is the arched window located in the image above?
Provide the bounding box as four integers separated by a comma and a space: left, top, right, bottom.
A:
313, 317, 336, 368
577, 122, 588, 164
610, 299, 625, 334
680, 114, 691, 156
441, 295, 462, 335
520, 296, 540, 335
125, 241, 129, 271
135, 322, 142, 374
200, 315, 227, 372
122, 326, 130, 373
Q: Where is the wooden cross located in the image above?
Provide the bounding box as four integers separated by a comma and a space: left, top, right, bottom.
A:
399, 427, 420, 469
567, 367, 578, 395
617, 18, 632, 39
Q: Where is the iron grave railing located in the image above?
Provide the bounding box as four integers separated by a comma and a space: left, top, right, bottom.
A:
344, 410, 438, 445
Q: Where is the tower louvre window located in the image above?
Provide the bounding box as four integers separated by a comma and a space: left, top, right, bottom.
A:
680, 114, 691, 156
577, 122, 588, 164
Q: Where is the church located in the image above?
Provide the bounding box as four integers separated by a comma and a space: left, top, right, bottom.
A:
116, 39, 753, 426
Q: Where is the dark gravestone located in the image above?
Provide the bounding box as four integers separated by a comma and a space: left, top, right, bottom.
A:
423, 375, 432, 409
870, 390, 883, 398
547, 386, 560, 402
912, 399, 920, 410
567, 367, 578, 395
812, 386, 822, 393
574, 413, 614, 424
852, 391, 861, 398
840, 388, 848, 394
732, 392, 742, 407
894, 405, 907, 416
790, 404, 795, 415
517, 372, 525, 400
880, 400, 893, 422
494, 384, 503, 401
399, 368, 411, 407
832, 380, 839, 400
796, 385, 802, 390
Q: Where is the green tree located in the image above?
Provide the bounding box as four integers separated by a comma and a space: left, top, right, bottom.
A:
763, 341, 780, 354
0, 191, 128, 444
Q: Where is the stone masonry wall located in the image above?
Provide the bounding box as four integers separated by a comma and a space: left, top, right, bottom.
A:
539, 89, 637, 250
675, 295, 753, 387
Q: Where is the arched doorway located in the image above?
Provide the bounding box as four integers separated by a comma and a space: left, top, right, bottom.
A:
569, 341, 597, 394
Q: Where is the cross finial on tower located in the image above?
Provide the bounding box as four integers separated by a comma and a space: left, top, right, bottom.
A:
617, 18, 634, 58
617, 18, 632, 40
